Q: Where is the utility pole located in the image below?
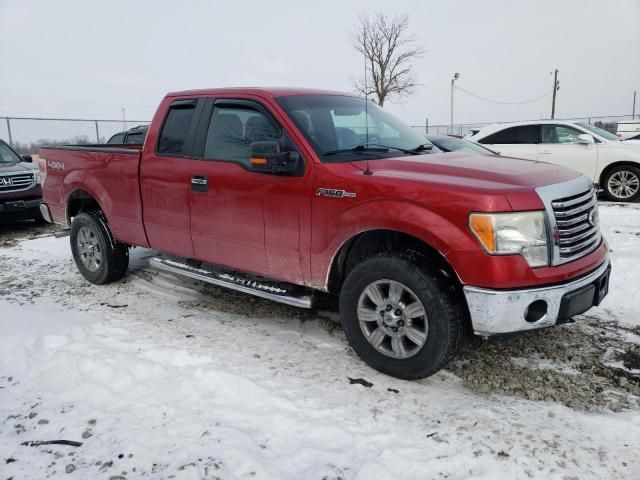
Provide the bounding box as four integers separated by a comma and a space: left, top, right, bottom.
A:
633, 90, 637, 119
551, 69, 559, 119
450, 72, 460, 134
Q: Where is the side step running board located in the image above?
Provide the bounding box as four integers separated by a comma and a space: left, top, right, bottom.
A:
149, 257, 314, 309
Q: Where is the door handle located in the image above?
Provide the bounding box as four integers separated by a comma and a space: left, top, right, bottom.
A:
540, 150, 552, 154
191, 175, 208, 192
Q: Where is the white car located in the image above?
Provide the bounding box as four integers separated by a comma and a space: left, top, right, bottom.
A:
617, 120, 640, 139
469, 120, 640, 202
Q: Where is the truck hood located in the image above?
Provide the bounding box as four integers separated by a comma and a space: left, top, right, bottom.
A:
351, 152, 580, 190
0, 161, 38, 174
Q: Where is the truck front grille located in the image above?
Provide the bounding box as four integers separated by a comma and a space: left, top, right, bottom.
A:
0, 173, 36, 192
551, 187, 601, 261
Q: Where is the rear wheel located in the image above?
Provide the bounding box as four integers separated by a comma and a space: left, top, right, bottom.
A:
70, 211, 129, 284
603, 165, 640, 202
339, 254, 463, 379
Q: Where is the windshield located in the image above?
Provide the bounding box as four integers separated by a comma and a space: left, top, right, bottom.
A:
576, 122, 620, 142
427, 136, 496, 154
0, 141, 22, 164
276, 95, 431, 162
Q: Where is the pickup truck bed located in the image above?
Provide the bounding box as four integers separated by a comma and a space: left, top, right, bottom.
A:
41, 144, 148, 247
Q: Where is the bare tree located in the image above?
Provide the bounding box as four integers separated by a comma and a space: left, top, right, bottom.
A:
351, 12, 424, 106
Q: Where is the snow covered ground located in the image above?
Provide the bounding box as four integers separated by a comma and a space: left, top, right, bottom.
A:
1, 203, 639, 480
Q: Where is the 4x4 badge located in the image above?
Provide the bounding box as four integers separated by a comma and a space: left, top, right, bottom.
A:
316, 188, 356, 199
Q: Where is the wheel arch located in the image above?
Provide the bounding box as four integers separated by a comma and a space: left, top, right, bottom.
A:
326, 228, 463, 295
598, 160, 640, 187
66, 188, 103, 223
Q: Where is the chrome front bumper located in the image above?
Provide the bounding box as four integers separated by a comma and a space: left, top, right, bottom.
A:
463, 259, 611, 336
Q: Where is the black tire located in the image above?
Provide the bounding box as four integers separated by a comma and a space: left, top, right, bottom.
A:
602, 165, 640, 202
70, 211, 129, 285
339, 254, 464, 380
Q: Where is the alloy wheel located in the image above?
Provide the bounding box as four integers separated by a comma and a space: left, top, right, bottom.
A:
357, 279, 429, 359
608, 170, 640, 200
76, 226, 102, 272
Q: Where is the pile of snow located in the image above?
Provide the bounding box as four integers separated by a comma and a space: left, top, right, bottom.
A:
1, 203, 639, 479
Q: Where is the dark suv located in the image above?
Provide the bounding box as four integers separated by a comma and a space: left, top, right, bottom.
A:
107, 124, 149, 144
0, 139, 42, 221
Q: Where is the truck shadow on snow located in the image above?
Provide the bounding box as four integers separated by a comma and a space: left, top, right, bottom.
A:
126, 250, 640, 413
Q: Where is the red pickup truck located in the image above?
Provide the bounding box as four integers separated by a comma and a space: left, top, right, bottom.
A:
39, 88, 611, 379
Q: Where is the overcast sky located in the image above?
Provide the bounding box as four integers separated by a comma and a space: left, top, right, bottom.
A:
1, 0, 639, 127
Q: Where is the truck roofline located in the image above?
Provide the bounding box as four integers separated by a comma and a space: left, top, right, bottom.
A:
165, 87, 358, 99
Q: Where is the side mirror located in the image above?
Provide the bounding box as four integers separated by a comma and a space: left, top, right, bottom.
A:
21, 154, 33, 163
250, 141, 301, 175
577, 134, 595, 145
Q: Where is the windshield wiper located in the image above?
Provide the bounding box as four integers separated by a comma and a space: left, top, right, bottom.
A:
411, 143, 434, 153
323, 145, 389, 157
324, 143, 423, 157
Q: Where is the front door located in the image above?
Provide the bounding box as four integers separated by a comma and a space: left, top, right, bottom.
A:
189, 98, 311, 284
539, 124, 598, 178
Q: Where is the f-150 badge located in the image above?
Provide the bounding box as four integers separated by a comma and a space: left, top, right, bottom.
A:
316, 188, 357, 199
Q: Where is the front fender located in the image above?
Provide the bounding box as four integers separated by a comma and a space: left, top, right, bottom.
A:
310, 199, 479, 288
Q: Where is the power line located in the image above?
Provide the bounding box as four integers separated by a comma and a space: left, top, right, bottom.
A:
454, 86, 554, 105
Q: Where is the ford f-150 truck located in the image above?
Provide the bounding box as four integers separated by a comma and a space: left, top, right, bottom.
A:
1, 139, 42, 221
39, 88, 611, 379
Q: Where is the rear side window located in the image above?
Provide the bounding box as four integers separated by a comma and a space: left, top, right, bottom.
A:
480, 125, 539, 144
203, 105, 282, 166
157, 103, 196, 155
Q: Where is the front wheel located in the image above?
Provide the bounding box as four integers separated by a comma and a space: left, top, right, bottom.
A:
603, 165, 640, 202
339, 254, 463, 380
70, 211, 129, 284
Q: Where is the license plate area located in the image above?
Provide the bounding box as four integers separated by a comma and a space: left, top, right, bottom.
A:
558, 265, 610, 320
4, 200, 26, 211
594, 268, 610, 305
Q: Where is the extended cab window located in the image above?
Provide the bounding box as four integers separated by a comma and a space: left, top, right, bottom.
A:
157, 102, 196, 155
480, 125, 539, 144
203, 105, 282, 166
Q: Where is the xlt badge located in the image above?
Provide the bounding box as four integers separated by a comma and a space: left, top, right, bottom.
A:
316, 188, 356, 199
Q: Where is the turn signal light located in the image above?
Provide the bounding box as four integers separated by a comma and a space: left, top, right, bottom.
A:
250, 157, 268, 165
469, 214, 495, 252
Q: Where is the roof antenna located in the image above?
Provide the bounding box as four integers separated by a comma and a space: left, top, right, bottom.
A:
362, 29, 373, 176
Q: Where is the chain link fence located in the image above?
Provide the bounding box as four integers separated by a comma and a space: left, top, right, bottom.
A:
1, 114, 636, 154
0, 117, 150, 154
415, 114, 638, 137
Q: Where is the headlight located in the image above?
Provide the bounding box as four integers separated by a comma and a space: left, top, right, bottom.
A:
34, 171, 42, 185
469, 211, 549, 267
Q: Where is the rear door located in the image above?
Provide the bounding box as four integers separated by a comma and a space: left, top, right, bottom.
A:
188, 98, 312, 284
539, 124, 598, 178
140, 98, 202, 257
477, 125, 539, 160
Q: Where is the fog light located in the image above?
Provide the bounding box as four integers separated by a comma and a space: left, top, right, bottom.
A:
524, 299, 548, 323
521, 245, 548, 268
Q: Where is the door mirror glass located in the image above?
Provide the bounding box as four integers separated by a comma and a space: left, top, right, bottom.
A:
250, 141, 300, 175
577, 134, 595, 145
